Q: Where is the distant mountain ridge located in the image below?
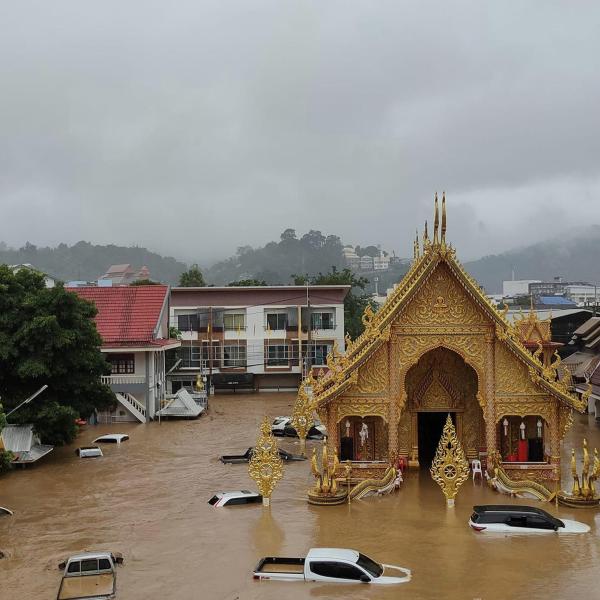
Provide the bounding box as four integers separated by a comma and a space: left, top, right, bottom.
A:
0, 241, 188, 285
464, 226, 600, 293
2, 226, 599, 292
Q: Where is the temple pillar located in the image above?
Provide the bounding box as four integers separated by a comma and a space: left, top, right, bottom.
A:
387, 336, 401, 458
326, 404, 339, 457
550, 401, 561, 483
484, 334, 497, 464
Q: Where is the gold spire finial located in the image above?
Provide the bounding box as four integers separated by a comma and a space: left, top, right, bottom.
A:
441, 192, 447, 245
433, 193, 439, 245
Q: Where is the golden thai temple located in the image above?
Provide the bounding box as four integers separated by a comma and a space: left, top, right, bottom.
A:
301, 194, 590, 489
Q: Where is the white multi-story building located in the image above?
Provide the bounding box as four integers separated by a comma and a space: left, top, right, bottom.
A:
169, 285, 350, 392
566, 284, 598, 305
373, 252, 390, 271
502, 279, 541, 297
342, 246, 360, 269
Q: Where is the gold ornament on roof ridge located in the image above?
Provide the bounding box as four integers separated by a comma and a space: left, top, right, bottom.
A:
248, 416, 284, 507
429, 414, 470, 507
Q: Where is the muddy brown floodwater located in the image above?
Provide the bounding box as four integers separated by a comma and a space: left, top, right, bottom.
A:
2, 393, 600, 600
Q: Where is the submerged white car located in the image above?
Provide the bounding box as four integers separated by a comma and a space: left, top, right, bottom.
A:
208, 490, 263, 507
254, 548, 411, 584
271, 416, 291, 436
93, 434, 129, 444
469, 505, 590, 534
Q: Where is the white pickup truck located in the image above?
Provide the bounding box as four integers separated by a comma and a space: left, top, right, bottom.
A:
57, 552, 123, 600
253, 548, 411, 585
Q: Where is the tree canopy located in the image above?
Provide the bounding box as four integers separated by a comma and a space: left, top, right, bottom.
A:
228, 279, 267, 286
178, 264, 206, 287
206, 229, 345, 284
0, 265, 114, 445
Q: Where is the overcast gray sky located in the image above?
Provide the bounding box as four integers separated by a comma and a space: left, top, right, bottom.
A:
2, 1, 599, 264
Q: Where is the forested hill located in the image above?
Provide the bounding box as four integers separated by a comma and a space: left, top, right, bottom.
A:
205, 229, 347, 284
0, 241, 188, 284
464, 226, 600, 293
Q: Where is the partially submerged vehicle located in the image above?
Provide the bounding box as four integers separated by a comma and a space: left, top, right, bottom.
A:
0, 506, 13, 516
208, 490, 262, 507
92, 434, 129, 445
253, 548, 411, 584
56, 552, 123, 600
468, 505, 590, 534
271, 416, 291, 436
283, 419, 327, 440
76, 446, 103, 458
219, 447, 305, 464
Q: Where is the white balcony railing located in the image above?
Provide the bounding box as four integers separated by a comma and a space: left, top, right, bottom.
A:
101, 375, 146, 385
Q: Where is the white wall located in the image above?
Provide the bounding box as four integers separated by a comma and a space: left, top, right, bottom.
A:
502, 280, 541, 297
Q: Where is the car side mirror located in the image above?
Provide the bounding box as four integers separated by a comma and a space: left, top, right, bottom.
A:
360, 574, 370, 583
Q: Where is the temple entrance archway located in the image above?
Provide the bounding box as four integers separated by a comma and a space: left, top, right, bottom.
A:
399, 347, 485, 468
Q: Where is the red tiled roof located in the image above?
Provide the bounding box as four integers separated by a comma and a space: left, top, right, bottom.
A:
72, 285, 169, 344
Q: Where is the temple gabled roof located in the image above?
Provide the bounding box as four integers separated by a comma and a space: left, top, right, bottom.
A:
309, 194, 588, 413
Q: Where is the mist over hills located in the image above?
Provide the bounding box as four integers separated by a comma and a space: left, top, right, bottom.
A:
464, 226, 600, 293
2, 226, 599, 292
0, 241, 187, 285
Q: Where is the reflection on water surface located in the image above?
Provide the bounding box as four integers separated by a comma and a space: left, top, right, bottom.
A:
1, 393, 600, 600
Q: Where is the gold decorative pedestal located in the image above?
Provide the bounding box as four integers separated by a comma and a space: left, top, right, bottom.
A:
557, 439, 600, 508
307, 441, 349, 506
430, 414, 470, 507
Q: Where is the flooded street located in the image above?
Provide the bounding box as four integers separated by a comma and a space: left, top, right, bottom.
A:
2, 392, 600, 600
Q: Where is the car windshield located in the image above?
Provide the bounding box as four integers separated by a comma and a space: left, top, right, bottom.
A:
207, 496, 219, 505
357, 553, 383, 578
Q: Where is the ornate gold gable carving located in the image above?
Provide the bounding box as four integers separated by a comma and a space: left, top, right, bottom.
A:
495, 342, 542, 396
398, 263, 490, 328
348, 345, 388, 395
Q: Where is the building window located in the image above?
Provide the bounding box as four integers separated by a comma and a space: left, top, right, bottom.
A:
177, 314, 199, 331
181, 345, 201, 368
301, 342, 332, 365
266, 344, 289, 366
311, 312, 335, 330
223, 345, 247, 368
223, 313, 246, 331
108, 354, 135, 374
266, 313, 288, 330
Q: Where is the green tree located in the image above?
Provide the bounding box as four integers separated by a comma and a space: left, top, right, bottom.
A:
0, 265, 114, 445
178, 264, 206, 287
228, 279, 267, 286
295, 267, 376, 339
130, 278, 160, 286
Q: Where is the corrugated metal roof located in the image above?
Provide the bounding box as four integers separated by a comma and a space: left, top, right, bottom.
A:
539, 296, 577, 306
1, 424, 35, 452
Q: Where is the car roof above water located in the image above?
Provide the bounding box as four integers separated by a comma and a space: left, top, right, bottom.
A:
307, 548, 360, 562
473, 505, 563, 525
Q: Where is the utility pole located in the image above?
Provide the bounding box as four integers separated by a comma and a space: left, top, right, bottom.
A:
208, 306, 213, 395
305, 282, 312, 379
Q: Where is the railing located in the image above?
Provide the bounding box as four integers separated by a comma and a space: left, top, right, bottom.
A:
101, 375, 145, 385
116, 391, 147, 418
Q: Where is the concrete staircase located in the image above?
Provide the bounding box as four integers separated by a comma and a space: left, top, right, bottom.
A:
115, 392, 147, 423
